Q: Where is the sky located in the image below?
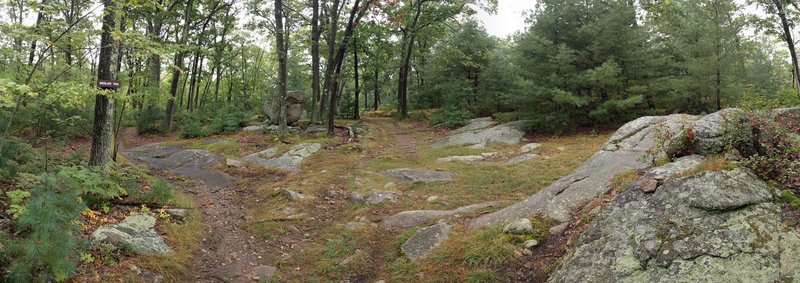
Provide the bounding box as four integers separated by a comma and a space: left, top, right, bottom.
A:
474, 0, 537, 38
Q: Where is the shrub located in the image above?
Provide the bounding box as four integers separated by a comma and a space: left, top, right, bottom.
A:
179, 120, 208, 138
137, 179, 175, 205
742, 113, 800, 192
56, 166, 126, 207
429, 108, 474, 129
0, 138, 36, 180
136, 106, 165, 134
6, 173, 85, 282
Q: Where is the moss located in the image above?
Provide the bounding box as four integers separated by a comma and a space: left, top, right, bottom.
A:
611, 170, 639, 193
781, 190, 800, 209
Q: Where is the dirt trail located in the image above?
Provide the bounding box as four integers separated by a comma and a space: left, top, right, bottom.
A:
120, 130, 277, 282
366, 117, 425, 159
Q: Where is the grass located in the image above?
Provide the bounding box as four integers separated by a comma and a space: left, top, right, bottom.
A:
228, 117, 610, 281
676, 155, 735, 178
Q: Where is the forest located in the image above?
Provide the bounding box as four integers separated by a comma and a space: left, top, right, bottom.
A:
1, 0, 800, 281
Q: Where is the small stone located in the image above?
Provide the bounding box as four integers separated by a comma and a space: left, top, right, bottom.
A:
277, 188, 313, 201
523, 239, 539, 249
637, 177, 658, 193
481, 152, 498, 157
384, 182, 396, 189
549, 222, 568, 236
557, 146, 566, 151
503, 218, 534, 234
252, 265, 277, 279
226, 159, 245, 168
163, 208, 187, 220
367, 191, 399, 205
345, 222, 367, 230
724, 148, 744, 161
349, 192, 365, 202
507, 153, 537, 165
520, 143, 542, 153
427, 196, 439, 202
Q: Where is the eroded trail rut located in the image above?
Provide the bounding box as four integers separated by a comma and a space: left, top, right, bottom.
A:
125, 143, 277, 282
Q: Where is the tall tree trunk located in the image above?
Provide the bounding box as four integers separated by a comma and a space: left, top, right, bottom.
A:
321, 0, 342, 125
163, 0, 194, 130
90, 0, 117, 167
27, 0, 47, 66
275, 0, 288, 133
353, 34, 360, 120
187, 51, 201, 112
327, 0, 374, 134
774, 0, 800, 100
310, 0, 322, 124
396, 0, 424, 119
373, 67, 379, 110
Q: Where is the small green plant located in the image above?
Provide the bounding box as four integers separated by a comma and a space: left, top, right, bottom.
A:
781, 190, 800, 209
138, 179, 176, 205
7, 173, 85, 282
179, 120, 209, 138
56, 166, 126, 206
429, 108, 474, 128
4, 190, 31, 219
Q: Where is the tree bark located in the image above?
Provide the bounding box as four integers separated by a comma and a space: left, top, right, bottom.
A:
310, 0, 322, 124
327, 0, 374, 134
353, 34, 360, 120
89, 0, 118, 167
774, 0, 800, 100
275, 0, 289, 133
397, 0, 424, 119
163, 0, 194, 130
373, 67, 379, 110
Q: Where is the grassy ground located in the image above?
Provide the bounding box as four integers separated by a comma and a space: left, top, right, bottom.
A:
225, 117, 611, 282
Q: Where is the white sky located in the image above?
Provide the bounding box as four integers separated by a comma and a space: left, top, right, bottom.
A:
475, 0, 537, 38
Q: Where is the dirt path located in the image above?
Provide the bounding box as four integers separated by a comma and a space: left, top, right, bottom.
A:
120, 130, 277, 282
366, 117, 426, 159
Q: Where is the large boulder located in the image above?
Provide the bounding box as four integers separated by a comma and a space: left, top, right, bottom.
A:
92, 214, 173, 255
264, 90, 308, 125
471, 114, 698, 228
548, 168, 800, 282
431, 120, 527, 148
691, 108, 754, 156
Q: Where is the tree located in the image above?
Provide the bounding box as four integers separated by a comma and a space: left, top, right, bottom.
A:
274, 0, 289, 133
89, 0, 118, 167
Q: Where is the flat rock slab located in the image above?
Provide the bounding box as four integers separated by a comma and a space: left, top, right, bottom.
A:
382, 168, 454, 184
507, 153, 537, 165
401, 221, 452, 262
548, 168, 800, 282
243, 143, 321, 172
92, 214, 173, 255
432, 121, 527, 148
382, 201, 502, 229
436, 155, 484, 163
472, 114, 698, 228
126, 144, 233, 188
450, 117, 497, 134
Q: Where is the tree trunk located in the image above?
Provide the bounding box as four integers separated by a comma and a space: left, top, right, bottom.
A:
310, 0, 322, 124
373, 68, 379, 110
774, 0, 800, 100
187, 51, 200, 112
327, 0, 374, 134
89, 0, 117, 167
321, 0, 342, 125
27, 0, 47, 66
353, 34, 360, 120
275, 0, 288, 133
396, 0, 424, 119
163, 0, 194, 130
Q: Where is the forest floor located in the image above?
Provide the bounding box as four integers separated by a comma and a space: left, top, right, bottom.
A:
118, 116, 610, 282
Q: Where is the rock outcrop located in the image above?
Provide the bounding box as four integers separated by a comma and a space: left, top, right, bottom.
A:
126, 144, 233, 188
243, 143, 321, 172
472, 114, 698, 227
92, 214, 173, 255
264, 90, 307, 125
382, 168, 454, 184
401, 221, 452, 262
381, 201, 502, 229
548, 168, 800, 282
431, 119, 526, 148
